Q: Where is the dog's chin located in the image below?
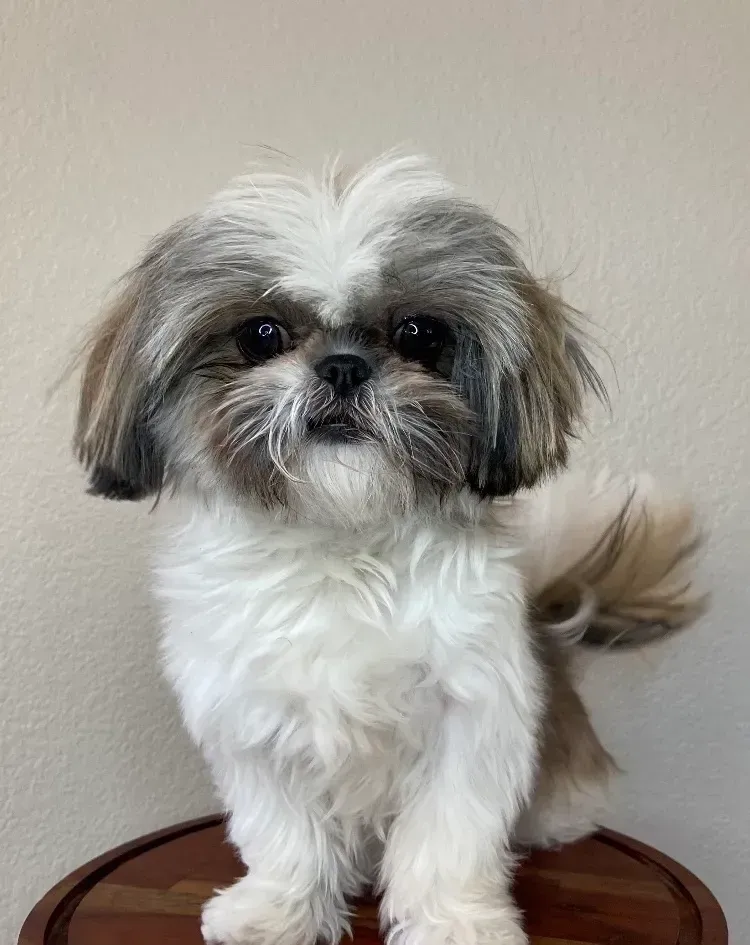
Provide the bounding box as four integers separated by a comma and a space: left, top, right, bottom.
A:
304, 416, 363, 443
285, 441, 414, 529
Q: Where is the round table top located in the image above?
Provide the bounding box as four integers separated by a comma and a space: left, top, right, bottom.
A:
19, 815, 726, 945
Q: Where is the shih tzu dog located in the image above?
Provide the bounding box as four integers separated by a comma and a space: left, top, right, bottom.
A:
73, 154, 703, 945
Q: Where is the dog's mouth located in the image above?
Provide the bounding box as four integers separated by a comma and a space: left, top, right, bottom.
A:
305, 413, 363, 442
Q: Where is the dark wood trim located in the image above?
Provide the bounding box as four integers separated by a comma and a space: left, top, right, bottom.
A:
597, 830, 728, 945
17, 818, 727, 945
17, 815, 224, 945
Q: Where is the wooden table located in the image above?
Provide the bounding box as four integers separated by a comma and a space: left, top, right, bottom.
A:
18, 815, 727, 945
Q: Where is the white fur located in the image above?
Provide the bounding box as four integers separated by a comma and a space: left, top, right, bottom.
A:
159, 499, 539, 945
205, 153, 454, 326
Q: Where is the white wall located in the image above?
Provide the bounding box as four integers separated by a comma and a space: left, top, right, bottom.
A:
1, 0, 747, 939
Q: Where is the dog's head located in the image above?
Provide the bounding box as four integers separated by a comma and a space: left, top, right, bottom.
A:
74, 154, 602, 525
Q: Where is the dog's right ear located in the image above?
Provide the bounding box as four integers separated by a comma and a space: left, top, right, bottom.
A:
74, 273, 164, 500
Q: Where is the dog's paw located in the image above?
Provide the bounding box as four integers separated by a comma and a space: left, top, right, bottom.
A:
482, 918, 528, 945
387, 914, 528, 945
201, 886, 265, 945
201, 877, 343, 945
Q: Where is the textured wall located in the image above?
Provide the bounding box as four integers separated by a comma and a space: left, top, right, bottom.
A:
1, 0, 747, 940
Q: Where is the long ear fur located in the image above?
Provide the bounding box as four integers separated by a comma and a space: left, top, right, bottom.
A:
74, 275, 164, 500
464, 280, 605, 497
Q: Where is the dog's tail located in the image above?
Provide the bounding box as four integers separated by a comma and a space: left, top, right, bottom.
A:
520, 470, 707, 649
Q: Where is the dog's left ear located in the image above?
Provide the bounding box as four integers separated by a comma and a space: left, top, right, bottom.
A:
461, 280, 604, 497
74, 272, 164, 501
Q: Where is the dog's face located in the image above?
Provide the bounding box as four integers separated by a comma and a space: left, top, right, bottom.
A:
75, 155, 601, 525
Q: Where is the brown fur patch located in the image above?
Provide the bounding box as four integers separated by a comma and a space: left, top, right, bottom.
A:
73, 276, 164, 499
512, 281, 606, 490
517, 634, 618, 847
536, 486, 707, 648
536, 638, 618, 799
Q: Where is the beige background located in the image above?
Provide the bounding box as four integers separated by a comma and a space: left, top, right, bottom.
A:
1, 0, 747, 940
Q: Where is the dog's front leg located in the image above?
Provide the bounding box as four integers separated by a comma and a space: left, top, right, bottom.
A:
380, 684, 539, 945
202, 756, 359, 945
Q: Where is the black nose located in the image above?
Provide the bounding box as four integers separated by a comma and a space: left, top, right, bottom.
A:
315, 354, 372, 395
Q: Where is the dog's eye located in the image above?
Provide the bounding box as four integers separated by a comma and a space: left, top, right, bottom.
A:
392, 316, 448, 365
236, 318, 289, 361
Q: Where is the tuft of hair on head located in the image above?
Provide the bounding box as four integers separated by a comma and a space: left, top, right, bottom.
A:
521, 470, 707, 649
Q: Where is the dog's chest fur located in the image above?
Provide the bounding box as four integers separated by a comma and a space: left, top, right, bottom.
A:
159, 506, 531, 818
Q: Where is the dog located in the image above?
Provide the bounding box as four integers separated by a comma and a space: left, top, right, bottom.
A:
73, 153, 704, 945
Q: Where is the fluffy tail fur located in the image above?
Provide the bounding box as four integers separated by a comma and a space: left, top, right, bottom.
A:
519, 470, 707, 649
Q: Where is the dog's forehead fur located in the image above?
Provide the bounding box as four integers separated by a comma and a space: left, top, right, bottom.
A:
144, 154, 531, 375
206, 154, 474, 322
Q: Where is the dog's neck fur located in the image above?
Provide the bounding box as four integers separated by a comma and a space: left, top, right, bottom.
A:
174, 479, 516, 547
158, 492, 533, 723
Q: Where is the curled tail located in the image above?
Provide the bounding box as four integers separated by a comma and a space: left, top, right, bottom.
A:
520, 470, 707, 649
